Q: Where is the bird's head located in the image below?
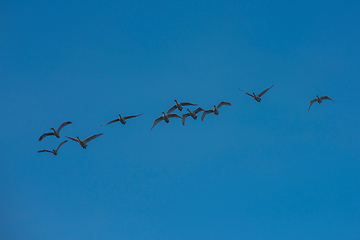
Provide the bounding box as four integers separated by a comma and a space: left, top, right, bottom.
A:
187, 109, 191, 113
77, 136, 80, 141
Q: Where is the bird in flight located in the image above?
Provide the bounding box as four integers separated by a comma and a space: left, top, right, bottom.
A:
308, 95, 334, 111
38, 140, 68, 155
39, 121, 72, 141
167, 100, 197, 113
201, 102, 232, 122
182, 107, 204, 126
151, 112, 181, 130
238, 85, 274, 102
66, 133, 103, 149
101, 113, 142, 126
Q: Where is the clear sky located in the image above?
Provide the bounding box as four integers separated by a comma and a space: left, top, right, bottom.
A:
1, 0, 360, 239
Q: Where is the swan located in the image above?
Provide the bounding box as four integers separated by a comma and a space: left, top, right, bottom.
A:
66, 133, 103, 149
38, 140, 68, 156
182, 107, 204, 125
151, 112, 181, 130
39, 121, 72, 141
201, 102, 232, 122
167, 100, 197, 113
308, 95, 334, 111
238, 85, 273, 102
101, 113, 142, 126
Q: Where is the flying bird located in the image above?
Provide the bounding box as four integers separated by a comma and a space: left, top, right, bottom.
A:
238, 85, 274, 102
66, 133, 103, 149
151, 112, 181, 130
167, 100, 197, 113
308, 95, 334, 111
38, 140, 68, 156
182, 107, 204, 126
101, 113, 142, 126
39, 121, 72, 141
201, 102, 232, 122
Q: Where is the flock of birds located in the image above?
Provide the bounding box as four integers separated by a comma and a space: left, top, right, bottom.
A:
38, 85, 334, 155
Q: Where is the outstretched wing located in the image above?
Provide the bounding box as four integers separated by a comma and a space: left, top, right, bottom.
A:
201, 110, 214, 122
180, 102, 197, 107
38, 149, 52, 153
151, 116, 164, 130
167, 105, 178, 114
217, 101, 232, 109
39, 132, 54, 141
258, 85, 274, 97
83, 133, 103, 144
193, 107, 204, 114
124, 113, 143, 120
238, 88, 254, 98
65, 136, 79, 142
56, 140, 68, 151
308, 99, 317, 111
182, 113, 191, 126
321, 96, 334, 102
168, 114, 181, 119
101, 118, 119, 126
57, 121, 72, 132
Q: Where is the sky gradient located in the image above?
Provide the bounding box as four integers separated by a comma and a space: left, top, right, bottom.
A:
1, 0, 360, 239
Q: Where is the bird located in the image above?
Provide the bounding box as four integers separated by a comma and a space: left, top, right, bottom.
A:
66, 133, 103, 149
201, 102, 232, 122
101, 113, 142, 126
308, 95, 334, 111
182, 107, 204, 125
238, 85, 274, 102
151, 112, 181, 130
167, 100, 197, 113
39, 121, 72, 141
38, 140, 68, 156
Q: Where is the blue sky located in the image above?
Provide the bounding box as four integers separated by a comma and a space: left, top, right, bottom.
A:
1, 0, 360, 239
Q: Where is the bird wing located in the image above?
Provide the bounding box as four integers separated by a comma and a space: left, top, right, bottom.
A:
180, 102, 197, 106
321, 96, 334, 102
39, 132, 54, 141
101, 118, 119, 126
57, 121, 72, 132
83, 133, 103, 143
168, 113, 181, 119
182, 113, 191, 126
258, 85, 274, 97
193, 107, 204, 114
56, 140, 68, 151
217, 101, 232, 109
124, 113, 143, 120
201, 110, 214, 122
238, 88, 253, 98
151, 116, 164, 130
38, 149, 52, 153
65, 136, 79, 142
308, 99, 317, 111
167, 105, 178, 114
